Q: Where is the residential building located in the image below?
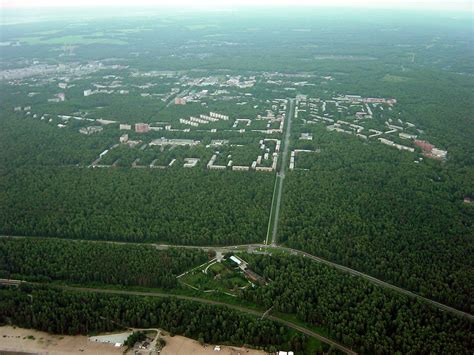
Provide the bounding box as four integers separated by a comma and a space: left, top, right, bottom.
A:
135, 123, 150, 133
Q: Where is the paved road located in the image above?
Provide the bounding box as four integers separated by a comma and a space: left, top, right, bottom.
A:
1, 235, 472, 322
266, 98, 294, 245
278, 246, 474, 321
1, 235, 472, 321
0, 279, 355, 355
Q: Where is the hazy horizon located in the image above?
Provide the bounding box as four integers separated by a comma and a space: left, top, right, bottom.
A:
1, 0, 473, 12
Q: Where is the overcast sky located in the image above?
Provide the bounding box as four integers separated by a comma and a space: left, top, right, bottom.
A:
1, 0, 473, 11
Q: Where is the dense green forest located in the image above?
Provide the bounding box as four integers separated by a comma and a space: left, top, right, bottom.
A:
0, 167, 272, 245
0, 238, 208, 288
242, 254, 474, 354
0, 8, 473, 354
0, 109, 112, 167
0, 285, 304, 352
279, 130, 473, 312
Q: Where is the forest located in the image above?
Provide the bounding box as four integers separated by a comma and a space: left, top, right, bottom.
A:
0, 284, 306, 353
1, 234, 472, 354
0, 238, 208, 288
279, 130, 473, 312
0, 8, 473, 354
0, 166, 273, 245
242, 254, 474, 354
0, 109, 112, 167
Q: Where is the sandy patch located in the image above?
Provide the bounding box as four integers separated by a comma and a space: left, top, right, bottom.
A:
0, 325, 123, 355
160, 334, 265, 355
0, 326, 265, 355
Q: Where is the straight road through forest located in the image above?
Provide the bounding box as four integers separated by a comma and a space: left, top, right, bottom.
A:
265, 98, 294, 245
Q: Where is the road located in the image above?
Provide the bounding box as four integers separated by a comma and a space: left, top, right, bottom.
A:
1, 235, 472, 321
265, 98, 294, 245
278, 246, 474, 322
0, 279, 355, 355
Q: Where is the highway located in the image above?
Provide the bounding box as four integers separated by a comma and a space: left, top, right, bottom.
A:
0, 279, 355, 355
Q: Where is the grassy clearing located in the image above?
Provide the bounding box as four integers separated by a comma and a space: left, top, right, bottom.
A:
181, 261, 249, 294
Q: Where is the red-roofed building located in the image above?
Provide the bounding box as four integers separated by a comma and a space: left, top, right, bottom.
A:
414, 139, 434, 152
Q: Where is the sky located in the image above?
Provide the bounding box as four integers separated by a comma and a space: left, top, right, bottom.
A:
1, 0, 473, 11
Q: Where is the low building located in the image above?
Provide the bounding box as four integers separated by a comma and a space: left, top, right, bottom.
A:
209, 165, 226, 170
183, 158, 199, 168
399, 132, 417, 140
150, 138, 199, 147
431, 148, 447, 160
120, 124, 131, 130
79, 126, 103, 135
244, 269, 266, 286
232, 165, 250, 171
229, 256, 242, 265
119, 134, 129, 143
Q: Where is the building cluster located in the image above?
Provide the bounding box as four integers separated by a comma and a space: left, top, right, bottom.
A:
336, 94, 397, 105
1, 61, 108, 81
118, 134, 141, 148
79, 126, 103, 135
48, 93, 65, 103
296, 94, 447, 160
207, 139, 280, 173
179, 112, 229, 127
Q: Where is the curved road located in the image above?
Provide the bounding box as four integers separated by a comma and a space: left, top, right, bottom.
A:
1, 235, 472, 321
55, 285, 356, 354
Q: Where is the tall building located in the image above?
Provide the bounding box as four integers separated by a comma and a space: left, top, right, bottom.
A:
414, 140, 434, 152
135, 123, 150, 133
174, 97, 186, 105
